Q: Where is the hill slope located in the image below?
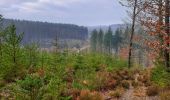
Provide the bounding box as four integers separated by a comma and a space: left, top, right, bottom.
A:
2, 19, 88, 47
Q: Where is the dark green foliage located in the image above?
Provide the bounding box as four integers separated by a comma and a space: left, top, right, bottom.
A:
3, 19, 88, 47
90, 27, 123, 55
40, 77, 66, 100
74, 54, 85, 70
16, 74, 44, 100
123, 26, 130, 44
104, 27, 113, 54
0, 15, 4, 65
90, 29, 98, 52
0, 25, 25, 82
112, 28, 122, 55
97, 29, 104, 53
24, 43, 39, 67
17, 75, 43, 92
4, 25, 24, 65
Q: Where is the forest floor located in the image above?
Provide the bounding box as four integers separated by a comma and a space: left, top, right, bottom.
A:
99, 69, 160, 100
101, 85, 159, 100
1, 51, 168, 100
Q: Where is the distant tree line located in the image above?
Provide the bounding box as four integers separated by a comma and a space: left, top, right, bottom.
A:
90, 26, 147, 65
90, 27, 122, 55
2, 19, 88, 47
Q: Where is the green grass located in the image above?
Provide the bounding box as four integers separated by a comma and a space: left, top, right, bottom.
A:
151, 65, 170, 87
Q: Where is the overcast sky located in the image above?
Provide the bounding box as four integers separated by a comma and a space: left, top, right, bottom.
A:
0, 0, 127, 26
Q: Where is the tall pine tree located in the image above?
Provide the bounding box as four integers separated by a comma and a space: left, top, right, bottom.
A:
104, 27, 113, 54
112, 28, 122, 56
0, 15, 3, 63
97, 29, 104, 53
90, 29, 98, 52
4, 25, 24, 65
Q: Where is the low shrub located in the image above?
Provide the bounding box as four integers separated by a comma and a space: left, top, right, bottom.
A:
146, 85, 159, 96
109, 87, 124, 98
78, 90, 103, 100
92, 71, 108, 90
2, 64, 27, 82
132, 81, 139, 88
121, 80, 130, 89
16, 74, 44, 99
160, 89, 170, 100
63, 67, 74, 83
17, 74, 43, 92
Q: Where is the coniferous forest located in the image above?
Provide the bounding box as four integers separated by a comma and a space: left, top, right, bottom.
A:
2, 19, 88, 47
0, 0, 170, 100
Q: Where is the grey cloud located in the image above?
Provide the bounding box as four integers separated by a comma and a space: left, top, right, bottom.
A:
1, 0, 127, 26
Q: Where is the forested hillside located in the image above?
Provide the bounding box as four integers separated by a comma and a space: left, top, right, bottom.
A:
0, 0, 170, 100
88, 24, 127, 37
2, 19, 88, 47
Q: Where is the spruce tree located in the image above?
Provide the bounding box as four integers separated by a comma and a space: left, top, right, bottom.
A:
0, 15, 3, 63
97, 29, 104, 53
4, 25, 24, 65
112, 28, 122, 56
24, 43, 39, 67
124, 26, 130, 44
104, 27, 113, 54
90, 29, 98, 52
2, 25, 24, 81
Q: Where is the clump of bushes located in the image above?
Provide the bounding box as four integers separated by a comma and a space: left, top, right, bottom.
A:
16, 74, 44, 99
151, 65, 170, 87
109, 87, 124, 98
17, 74, 43, 91
151, 64, 170, 87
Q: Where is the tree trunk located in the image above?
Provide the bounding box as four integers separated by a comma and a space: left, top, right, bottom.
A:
158, 0, 164, 58
13, 47, 16, 65
164, 0, 170, 68
0, 39, 2, 64
128, 0, 137, 68
0, 39, 2, 57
